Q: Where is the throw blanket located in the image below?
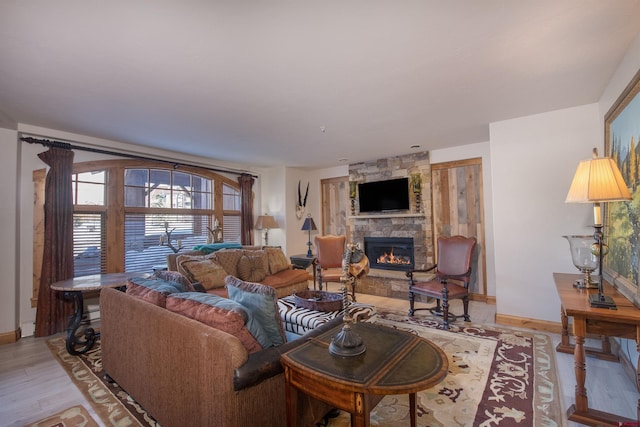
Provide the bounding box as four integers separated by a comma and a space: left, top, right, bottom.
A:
192, 242, 243, 254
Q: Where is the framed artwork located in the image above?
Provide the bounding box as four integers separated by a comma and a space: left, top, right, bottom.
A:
605, 67, 640, 303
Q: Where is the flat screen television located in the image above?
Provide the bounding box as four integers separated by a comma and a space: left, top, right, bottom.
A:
358, 177, 410, 213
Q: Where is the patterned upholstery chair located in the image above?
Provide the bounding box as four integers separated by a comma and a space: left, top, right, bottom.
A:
407, 235, 476, 329
314, 235, 346, 293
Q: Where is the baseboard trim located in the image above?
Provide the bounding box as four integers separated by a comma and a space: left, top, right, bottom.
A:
0, 327, 21, 345
495, 313, 562, 334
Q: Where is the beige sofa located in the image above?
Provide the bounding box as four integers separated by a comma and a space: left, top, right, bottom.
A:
166, 246, 310, 298
100, 286, 339, 427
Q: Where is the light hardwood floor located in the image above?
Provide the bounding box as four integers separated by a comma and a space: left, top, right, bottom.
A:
0, 294, 638, 426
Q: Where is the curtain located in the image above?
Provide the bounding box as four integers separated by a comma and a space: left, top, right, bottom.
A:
238, 173, 255, 246
34, 147, 75, 337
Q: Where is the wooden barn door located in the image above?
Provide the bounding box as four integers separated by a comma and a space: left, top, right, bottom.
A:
320, 176, 348, 236
431, 158, 486, 300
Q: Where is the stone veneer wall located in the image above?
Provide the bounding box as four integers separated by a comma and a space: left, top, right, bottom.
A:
348, 152, 434, 299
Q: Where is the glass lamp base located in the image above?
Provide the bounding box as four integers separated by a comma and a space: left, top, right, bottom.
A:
589, 293, 617, 309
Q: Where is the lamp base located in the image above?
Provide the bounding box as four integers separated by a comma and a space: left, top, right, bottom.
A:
589, 293, 617, 309
329, 323, 366, 357
573, 279, 599, 289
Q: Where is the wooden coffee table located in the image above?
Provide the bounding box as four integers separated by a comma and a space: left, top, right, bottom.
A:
51, 272, 148, 355
281, 321, 448, 427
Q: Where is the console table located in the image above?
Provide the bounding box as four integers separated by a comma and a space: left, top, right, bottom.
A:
281, 321, 447, 427
554, 272, 640, 426
51, 272, 148, 355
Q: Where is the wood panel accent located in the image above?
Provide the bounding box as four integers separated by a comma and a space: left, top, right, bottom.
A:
431, 158, 486, 298
32, 169, 45, 308
495, 313, 562, 334
0, 328, 21, 345
320, 176, 348, 236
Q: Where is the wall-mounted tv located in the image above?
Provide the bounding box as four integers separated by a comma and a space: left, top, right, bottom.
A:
358, 177, 410, 213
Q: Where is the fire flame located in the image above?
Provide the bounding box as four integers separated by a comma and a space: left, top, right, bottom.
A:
376, 248, 411, 265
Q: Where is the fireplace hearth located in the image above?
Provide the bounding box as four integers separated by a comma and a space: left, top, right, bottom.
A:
364, 237, 414, 271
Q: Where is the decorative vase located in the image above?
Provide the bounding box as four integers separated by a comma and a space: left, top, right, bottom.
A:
563, 235, 599, 289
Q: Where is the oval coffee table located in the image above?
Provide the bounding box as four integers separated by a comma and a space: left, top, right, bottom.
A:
281, 321, 448, 427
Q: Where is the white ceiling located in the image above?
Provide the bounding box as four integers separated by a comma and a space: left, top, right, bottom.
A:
1, 1, 640, 168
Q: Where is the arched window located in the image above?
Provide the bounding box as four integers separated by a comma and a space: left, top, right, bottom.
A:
33, 160, 241, 299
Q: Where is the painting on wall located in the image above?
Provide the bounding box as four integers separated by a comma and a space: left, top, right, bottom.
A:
605, 68, 640, 296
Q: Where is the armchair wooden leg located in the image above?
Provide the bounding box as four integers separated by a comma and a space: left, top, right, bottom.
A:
408, 289, 415, 316
463, 297, 470, 322
441, 284, 450, 330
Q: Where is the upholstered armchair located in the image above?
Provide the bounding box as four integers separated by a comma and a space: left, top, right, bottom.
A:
407, 235, 476, 329
314, 235, 346, 293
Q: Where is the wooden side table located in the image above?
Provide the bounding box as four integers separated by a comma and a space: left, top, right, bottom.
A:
281, 321, 448, 427
290, 254, 317, 289
51, 272, 148, 355
554, 272, 640, 426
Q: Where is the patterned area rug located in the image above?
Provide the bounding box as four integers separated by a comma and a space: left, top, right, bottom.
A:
25, 405, 99, 427
46, 338, 158, 427
48, 312, 563, 427
329, 312, 564, 427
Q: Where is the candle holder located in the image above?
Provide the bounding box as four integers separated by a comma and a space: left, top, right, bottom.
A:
207, 218, 224, 243
411, 173, 422, 213
159, 222, 183, 253
349, 181, 357, 216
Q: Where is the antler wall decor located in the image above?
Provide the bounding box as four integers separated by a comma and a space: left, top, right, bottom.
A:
296, 180, 309, 219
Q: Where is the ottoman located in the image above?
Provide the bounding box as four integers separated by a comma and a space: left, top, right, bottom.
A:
277, 294, 376, 338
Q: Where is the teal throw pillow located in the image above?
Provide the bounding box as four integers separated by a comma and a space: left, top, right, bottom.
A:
225, 276, 286, 346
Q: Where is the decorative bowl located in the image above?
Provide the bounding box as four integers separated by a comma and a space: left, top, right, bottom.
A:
293, 290, 343, 312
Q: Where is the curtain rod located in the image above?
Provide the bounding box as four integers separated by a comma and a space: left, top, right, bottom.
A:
20, 136, 259, 178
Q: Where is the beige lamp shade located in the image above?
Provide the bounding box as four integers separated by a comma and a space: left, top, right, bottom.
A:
566, 157, 631, 203
255, 215, 278, 230
566, 150, 631, 225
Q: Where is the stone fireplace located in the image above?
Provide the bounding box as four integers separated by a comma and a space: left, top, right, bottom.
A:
346, 151, 433, 300
364, 237, 414, 271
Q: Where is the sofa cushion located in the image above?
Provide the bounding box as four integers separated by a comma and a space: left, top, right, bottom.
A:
237, 252, 268, 282
212, 249, 244, 277
126, 277, 185, 307
264, 247, 290, 275
153, 270, 196, 292
226, 276, 286, 346
177, 254, 227, 290
260, 268, 310, 288
166, 292, 268, 353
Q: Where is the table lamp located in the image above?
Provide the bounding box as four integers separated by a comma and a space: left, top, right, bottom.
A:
255, 214, 278, 246
301, 215, 317, 257
566, 148, 632, 308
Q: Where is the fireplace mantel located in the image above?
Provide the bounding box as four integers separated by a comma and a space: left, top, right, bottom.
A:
349, 213, 424, 220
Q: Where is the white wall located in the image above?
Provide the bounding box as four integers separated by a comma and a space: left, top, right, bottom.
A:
282, 165, 349, 257
490, 104, 601, 322
0, 128, 18, 338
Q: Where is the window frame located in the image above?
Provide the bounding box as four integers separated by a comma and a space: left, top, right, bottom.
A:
32, 159, 241, 307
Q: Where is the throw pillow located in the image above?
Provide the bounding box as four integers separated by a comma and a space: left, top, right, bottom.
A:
265, 247, 290, 275
212, 249, 244, 277
177, 255, 227, 290
237, 252, 267, 282
175, 253, 204, 278
153, 270, 196, 292
126, 277, 184, 307
225, 276, 286, 346
166, 292, 269, 353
